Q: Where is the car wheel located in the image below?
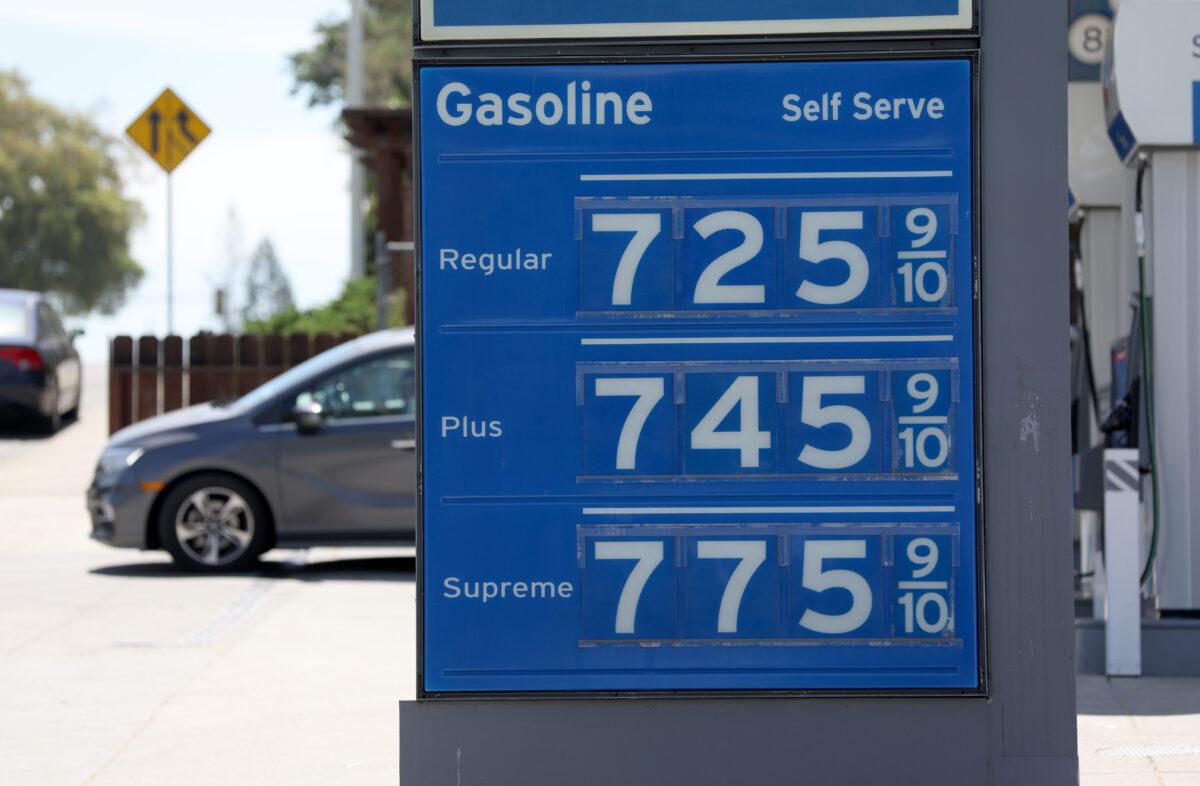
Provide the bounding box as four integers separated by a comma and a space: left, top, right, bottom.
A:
157, 474, 269, 572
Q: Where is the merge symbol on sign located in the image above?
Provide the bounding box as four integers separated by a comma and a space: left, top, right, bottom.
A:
126, 88, 211, 173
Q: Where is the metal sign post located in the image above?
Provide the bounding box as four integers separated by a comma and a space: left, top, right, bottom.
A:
167, 174, 173, 337
405, 0, 1076, 782
126, 88, 211, 335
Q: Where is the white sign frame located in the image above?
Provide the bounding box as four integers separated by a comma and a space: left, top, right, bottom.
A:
419, 0, 974, 43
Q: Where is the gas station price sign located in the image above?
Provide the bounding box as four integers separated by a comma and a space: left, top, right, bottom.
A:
417, 59, 980, 695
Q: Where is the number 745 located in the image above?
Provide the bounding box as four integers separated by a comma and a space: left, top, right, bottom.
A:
596, 374, 874, 472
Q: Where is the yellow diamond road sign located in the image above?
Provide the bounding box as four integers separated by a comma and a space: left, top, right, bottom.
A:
126, 88, 210, 174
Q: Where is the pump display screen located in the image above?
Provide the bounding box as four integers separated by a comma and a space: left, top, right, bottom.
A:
417, 59, 980, 694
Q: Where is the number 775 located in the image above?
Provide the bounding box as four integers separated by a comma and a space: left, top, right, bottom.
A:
592, 538, 872, 636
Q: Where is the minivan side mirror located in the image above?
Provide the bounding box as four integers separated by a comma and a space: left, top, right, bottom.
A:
294, 401, 324, 435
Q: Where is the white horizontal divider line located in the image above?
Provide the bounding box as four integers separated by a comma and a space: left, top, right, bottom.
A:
580, 170, 954, 182
582, 505, 956, 515
897, 249, 949, 259
898, 581, 950, 590
897, 415, 950, 424
581, 335, 953, 346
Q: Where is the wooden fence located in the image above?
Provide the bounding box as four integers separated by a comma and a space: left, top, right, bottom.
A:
108, 332, 361, 435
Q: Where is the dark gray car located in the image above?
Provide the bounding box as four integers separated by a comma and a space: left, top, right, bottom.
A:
88, 329, 417, 571
0, 288, 82, 431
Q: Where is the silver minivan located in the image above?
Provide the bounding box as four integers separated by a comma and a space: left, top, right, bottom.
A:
88, 329, 416, 571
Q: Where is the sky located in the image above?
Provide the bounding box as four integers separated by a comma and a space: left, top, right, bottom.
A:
0, 0, 352, 361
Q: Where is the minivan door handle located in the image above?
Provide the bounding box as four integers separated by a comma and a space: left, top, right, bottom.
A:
391, 439, 416, 451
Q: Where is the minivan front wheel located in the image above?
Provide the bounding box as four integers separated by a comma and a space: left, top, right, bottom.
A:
158, 474, 268, 571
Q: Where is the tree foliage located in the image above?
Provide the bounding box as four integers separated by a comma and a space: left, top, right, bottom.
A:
241, 238, 295, 325
284, 2, 412, 335
288, 0, 413, 109
0, 71, 144, 314
243, 275, 405, 335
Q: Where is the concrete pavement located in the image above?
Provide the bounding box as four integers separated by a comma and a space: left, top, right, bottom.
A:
0, 369, 416, 785
2, 368, 1199, 784
1078, 676, 1200, 785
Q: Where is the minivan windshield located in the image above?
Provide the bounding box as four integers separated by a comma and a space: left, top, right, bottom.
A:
0, 301, 28, 339
232, 340, 364, 412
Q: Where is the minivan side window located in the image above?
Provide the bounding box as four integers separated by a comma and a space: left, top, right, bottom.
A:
295, 351, 415, 421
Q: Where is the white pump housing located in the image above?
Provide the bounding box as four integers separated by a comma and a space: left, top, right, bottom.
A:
1103, 0, 1200, 161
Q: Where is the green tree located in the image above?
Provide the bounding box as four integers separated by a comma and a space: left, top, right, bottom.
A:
288, 0, 413, 109
0, 71, 143, 314
242, 275, 404, 336
241, 238, 295, 325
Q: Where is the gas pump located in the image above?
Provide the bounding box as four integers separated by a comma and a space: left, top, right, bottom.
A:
1066, 0, 1133, 673
1074, 0, 1200, 676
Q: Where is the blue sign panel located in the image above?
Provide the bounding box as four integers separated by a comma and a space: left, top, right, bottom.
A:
418, 59, 979, 694
419, 0, 973, 41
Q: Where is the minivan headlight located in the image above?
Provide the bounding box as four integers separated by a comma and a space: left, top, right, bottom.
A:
97, 447, 144, 476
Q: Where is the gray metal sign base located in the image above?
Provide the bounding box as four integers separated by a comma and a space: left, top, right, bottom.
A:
1077, 618, 1200, 677
403, 0, 1076, 780
400, 698, 1076, 784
